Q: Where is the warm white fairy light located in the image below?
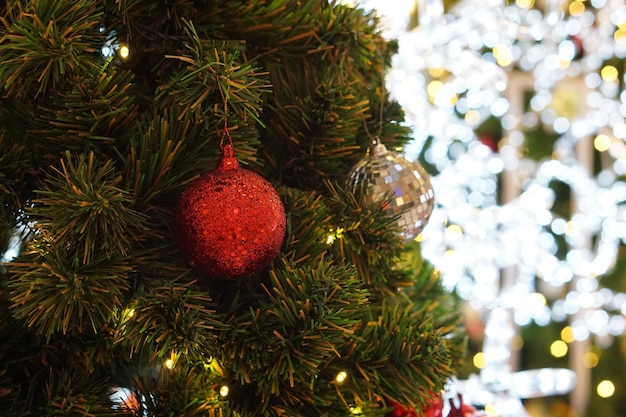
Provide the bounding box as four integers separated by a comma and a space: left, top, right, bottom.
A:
350, 405, 363, 414
219, 385, 230, 397
335, 371, 348, 384
325, 228, 344, 245
596, 380, 616, 398
119, 44, 130, 59
164, 352, 177, 370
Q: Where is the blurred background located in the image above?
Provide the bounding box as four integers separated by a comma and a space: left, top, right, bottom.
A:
338, 1, 626, 416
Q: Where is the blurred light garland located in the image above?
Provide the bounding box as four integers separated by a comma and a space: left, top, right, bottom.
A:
342, 0, 625, 414
383, 0, 626, 343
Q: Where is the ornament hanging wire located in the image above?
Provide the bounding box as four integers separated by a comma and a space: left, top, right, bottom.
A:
218, 92, 233, 149
361, 52, 387, 148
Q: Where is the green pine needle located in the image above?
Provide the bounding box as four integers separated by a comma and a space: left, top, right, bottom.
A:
220, 258, 369, 414
278, 186, 334, 266
0, 1, 105, 98
8, 244, 131, 340
123, 281, 224, 365
159, 20, 271, 126
31, 151, 148, 263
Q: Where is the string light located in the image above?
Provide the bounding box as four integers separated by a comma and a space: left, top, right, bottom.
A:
335, 371, 348, 384
326, 228, 344, 245
550, 340, 568, 358
219, 385, 230, 397
164, 352, 177, 370
560, 326, 575, 343
596, 380, 615, 398
203, 356, 215, 370
473, 352, 487, 369
582, 351, 599, 368
119, 44, 130, 59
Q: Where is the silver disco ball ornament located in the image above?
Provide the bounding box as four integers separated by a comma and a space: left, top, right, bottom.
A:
347, 142, 435, 240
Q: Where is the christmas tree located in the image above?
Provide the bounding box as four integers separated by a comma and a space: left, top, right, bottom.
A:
0, 1, 465, 416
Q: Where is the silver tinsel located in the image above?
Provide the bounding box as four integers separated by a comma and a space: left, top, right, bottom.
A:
347, 142, 435, 240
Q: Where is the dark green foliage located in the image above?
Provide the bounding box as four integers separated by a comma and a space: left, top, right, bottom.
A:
124, 280, 224, 364
8, 240, 131, 340
0, 1, 105, 98
0, 1, 463, 415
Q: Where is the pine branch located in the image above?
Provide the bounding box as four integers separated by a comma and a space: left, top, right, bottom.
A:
159, 20, 271, 127
29, 151, 148, 263
278, 186, 333, 266
132, 366, 224, 417
325, 180, 405, 289
122, 280, 224, 366
0, 1, 105, 98
218, 258, 369, 415
120, 108, 216, 208
0, 131, 29, 216
31, 67, 139, 153
37, 368, 119, 417
331, 308, 453, 413
7, 242, 131, 340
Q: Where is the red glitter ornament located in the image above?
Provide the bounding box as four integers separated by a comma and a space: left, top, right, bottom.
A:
385, 392, 443, 417
175, 143, 286, 279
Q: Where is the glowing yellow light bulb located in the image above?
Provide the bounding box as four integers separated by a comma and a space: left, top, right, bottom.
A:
326, 227, 344, 245
493, 44, 513, 67
485, 404, 498, 415
465, 110, 481, 126
550, 340, 568, 358
164, 358, 174, 369
119, 45, 130, 59
473, 352, 487, 369
220, 385, 230, 397
446, 224, 463, 237
569, 1, 585, 16
428, 67, 446, 78
427, 80, 443, 100
601, 65, 619, 83
582, 352, 599, 368
597, 380, 615, 398
594, 134, 611, 152
560, 326, 575, 343
335, 371, 348, 383
515, 0, 534, 9
350, 406, 363, 414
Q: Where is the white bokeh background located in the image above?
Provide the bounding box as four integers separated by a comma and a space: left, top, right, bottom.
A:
341, 0, 626, 415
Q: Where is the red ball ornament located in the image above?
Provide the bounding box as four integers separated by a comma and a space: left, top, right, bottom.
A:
175, 143, 286, 279
385, 393, 442, 417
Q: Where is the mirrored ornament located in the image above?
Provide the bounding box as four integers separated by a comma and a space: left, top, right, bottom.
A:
347, 141, 435, 240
